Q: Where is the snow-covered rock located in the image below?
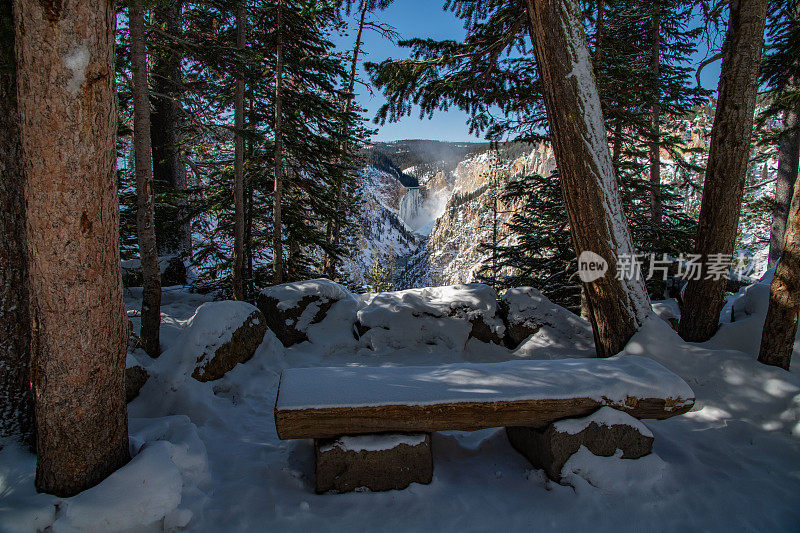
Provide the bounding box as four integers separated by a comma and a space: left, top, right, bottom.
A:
507, 407, 655, 483
257, 279, 357, 347
356, 283, 506, 352
500, 286, 594, 351
188, 302, 267, 382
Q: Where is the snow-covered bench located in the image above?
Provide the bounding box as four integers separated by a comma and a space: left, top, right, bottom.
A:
274, 356, 695, 493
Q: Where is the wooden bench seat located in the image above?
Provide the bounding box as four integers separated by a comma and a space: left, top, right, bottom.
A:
274, 356, 695, 440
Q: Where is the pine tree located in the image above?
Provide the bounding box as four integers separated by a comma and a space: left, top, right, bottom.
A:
762, 0, 800, 268
367, 254, 395, 292
367, 0, 545, 143
478, 169, 581, 311
525, 0, 652, 356
272, 0, 286, 284
15, 0, 129, 495
149, 0, 191, 259
0, 2, 33, 445
174, 0, 366, 293
758, 163, 800, 371
679, 0, 769, 342
130, 0, 162, 357
233, 0, 247, 298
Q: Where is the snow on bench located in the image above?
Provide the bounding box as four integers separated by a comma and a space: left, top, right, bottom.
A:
274, 356, 695, 439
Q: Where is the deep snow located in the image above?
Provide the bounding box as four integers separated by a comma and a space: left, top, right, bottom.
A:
1, 279, 799, 532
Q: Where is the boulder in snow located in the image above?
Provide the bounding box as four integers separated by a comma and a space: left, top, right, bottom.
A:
506, 407, 654, 482
356, 284, 506, 351
125, 365, 149, 403
189, 301, 268, 382
256, 279, 356, 347
499, 287, 593, 349
314, 433, 432, 493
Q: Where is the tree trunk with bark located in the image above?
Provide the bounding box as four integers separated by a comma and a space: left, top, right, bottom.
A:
14, 0, 129, 496
324, 2, 367, 280
593, 0, 604, 65
150, 0, 190, 259
0, 2, 33, 445
758, 157, 800, 371
649, 2, 662, 228
131, 0, 162, 358
246, 87, 255, 298
525, 0, 652, 357
678, 0, 768, 342
611, 121, 622, 176
769, 103, 800, 268
232, 1, 246, 299
272, 0, 285, 284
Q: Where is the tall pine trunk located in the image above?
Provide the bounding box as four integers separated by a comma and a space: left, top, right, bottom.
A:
0, 3, 33, 445
593, 0, 604, 65
768, 102, 800, 268
150, 0, 190, 259
131, 0, 162, 357
233, 1, 246, 299
758, 163, 800, 371
15, 0, 129, 496
272, 0, 285, 284
324, 3, 367, 280
525, 0, 651, 357
246, 88, 255, 298
678, 0, 768, 342
649, 2, 662, 228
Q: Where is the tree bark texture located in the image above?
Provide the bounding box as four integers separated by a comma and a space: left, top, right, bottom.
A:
769, 104, 800, 268
324, 3, 367, 280
131, 0, 162, 358
14, 0, 130, 496
758, 162, 800, 370
525, 0, 651, 357
150, 0, 190, 259
0, 2, 33, 445
649, 2, 662, 228
272, 0, 285, 284
233, 1, 246, 299
593, 0, 603, 66
679, 0, 768, 342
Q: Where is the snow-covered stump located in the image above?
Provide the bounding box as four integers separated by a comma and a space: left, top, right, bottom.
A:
314, 434, 433, 494
506, 407, 654, 482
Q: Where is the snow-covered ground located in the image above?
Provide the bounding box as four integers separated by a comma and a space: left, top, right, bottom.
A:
1, 278, 799, 532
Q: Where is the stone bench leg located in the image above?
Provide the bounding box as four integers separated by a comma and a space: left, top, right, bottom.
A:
314, 433, 433, 494
506, 407, 654, 482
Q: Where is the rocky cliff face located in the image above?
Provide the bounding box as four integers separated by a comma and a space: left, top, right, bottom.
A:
397, 143, 557, 288
354, 120, 775, 291
339, 166, 419, 290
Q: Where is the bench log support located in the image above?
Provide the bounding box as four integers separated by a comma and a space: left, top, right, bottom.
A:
314, 433, 433, 494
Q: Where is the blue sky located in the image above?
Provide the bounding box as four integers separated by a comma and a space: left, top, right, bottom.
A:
332, 1, 723, 143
